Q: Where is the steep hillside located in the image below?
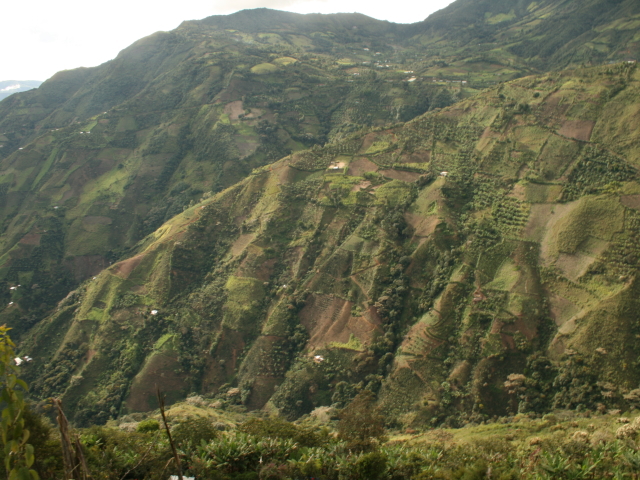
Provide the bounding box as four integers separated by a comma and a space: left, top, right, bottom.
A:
17, 62, 640, 426
0, 12, 458, 331
2, 1, 639, 338
403, 0, 640, 83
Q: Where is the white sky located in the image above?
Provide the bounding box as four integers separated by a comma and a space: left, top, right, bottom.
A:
1, 0, 454, 82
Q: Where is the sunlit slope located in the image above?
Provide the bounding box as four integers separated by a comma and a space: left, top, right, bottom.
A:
2, 2, 640, 336
0, 11, 457, 330
406, 0, 640, 83
17, 63, 640, 426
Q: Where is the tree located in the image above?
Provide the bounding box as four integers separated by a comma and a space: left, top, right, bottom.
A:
337, 391, 386, 452
0, 326, 39, 480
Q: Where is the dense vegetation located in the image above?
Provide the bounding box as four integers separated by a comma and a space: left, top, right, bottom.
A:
8, 60, 639, 429
17, 397, 640, 480
1, 1, 640, 477
1, 1, 638, 334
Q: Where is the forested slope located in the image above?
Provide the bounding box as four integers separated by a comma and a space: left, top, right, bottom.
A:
16, 62, 640, 426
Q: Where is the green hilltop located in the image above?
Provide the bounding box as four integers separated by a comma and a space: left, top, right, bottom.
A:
0, 0, 640, 428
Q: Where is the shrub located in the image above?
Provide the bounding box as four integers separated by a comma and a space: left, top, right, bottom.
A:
136, 419, 160, 433
171, 416, 219, 447
238, 416, 325, 447
353, 451, 388, 480
337, 391, 386, 452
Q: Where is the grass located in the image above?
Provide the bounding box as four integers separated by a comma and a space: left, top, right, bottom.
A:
86, 308, 104, 322
116, 116, 137, 132
154, 333, 175, 351
250, 63, 278, 74
82, 120, 98, 132
374, 180, 414, 206
30, 148, 57, 190
223, 276, 265, 332
366, 140, 393, 155
485, 259, 520, 291
555, 196, 624, 254
14, 167, 35, 191
485, 10, 516, 24
328, 334, 364, 351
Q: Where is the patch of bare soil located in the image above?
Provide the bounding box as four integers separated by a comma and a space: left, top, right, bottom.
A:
480, 125, 499, 139
548, 292, 580, 327
19, 232, 41, 245
83, 349, 97, 364
542, 92, 570, 118
524, 204, 554, 242
379, 169, 420, 182
621, 194, 640, 210
234, 136, 259, 159
502, 316, 537, 341
500, 332, 517, 350
398, 152, 430, 163
112, 253, 146, 279
111, 307, 145, 325
399, 315, 445, 358
126, 352, 187, 412
298, 294, 380, 349
490, 319, 518, 350
404, 213, 440, 237
224, 100, 244, 121
509, 182, 526, 201
558, 119, 595, 142
131, 285, 148, 295
347, 157, 378, 176
244, 108, 263, 119
230, 234, 255, 256
556, 252, 598, 282
200, 330, 245, 395
358, 133, 380, 154
527, 202, 578, 264
351, 181, 371, 192
64, 255, 109, 282
276, 164, 295, 183
548, 334, 570, 359
236, 248, 276, 282
245, 376, 281, 410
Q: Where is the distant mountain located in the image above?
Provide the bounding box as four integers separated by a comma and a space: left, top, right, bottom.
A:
0, 80, 41, 101
405, 0, 640, 81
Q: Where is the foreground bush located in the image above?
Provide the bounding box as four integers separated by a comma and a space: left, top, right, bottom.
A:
20, 408, 640, 479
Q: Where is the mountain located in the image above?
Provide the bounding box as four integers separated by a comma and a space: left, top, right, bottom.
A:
0, 81, 42, 101
16, 61, 640, 426
1, 2, 640, 425
0, 11, 460, 331
3, 1, 639, 335
407, 0, 640, 78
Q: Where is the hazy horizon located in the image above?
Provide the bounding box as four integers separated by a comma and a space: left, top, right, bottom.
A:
1, 0, 454, 82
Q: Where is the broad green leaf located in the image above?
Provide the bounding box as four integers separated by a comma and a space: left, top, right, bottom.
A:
25, 445, 34, 468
